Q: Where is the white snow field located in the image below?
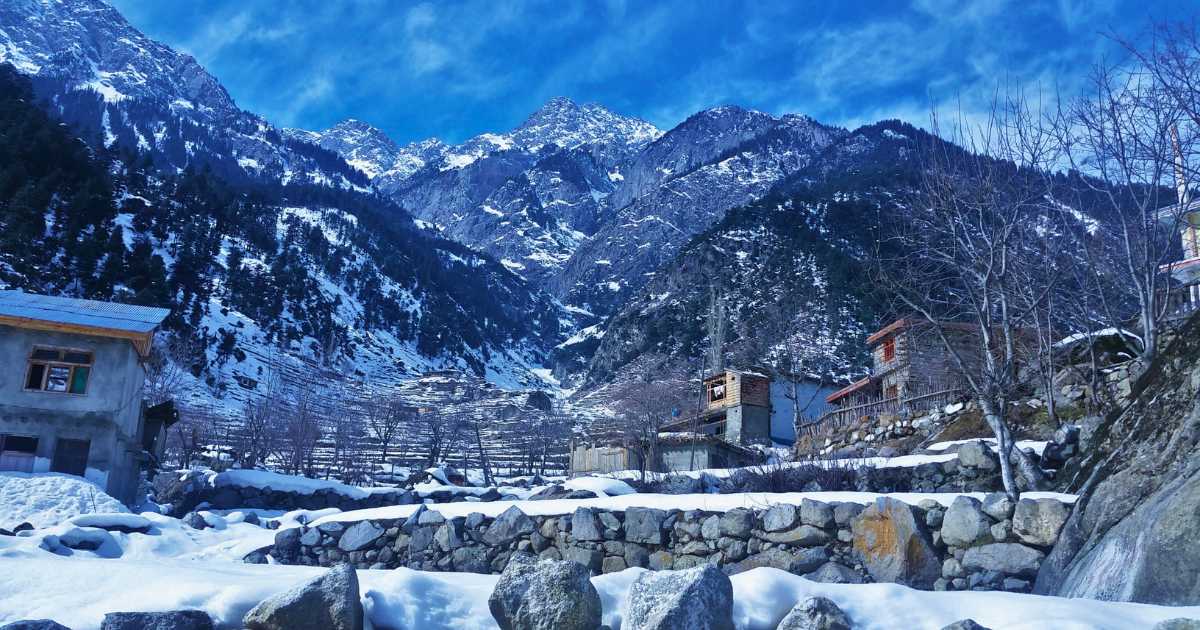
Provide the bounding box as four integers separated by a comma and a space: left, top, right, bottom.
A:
0, 472, 129, 530
1, 556, 1198, 630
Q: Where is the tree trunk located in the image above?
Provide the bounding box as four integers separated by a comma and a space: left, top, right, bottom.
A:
980, 397, 1045, 499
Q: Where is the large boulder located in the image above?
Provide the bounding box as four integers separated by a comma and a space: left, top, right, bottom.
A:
488, 553, 601, 630
1152, 620, 1200, 630
940, 497, 993, 548
962, 543, 1044, 578
762, 504, 798, 532
1034, 314, 1200, 605
625, 565, 734, 630
243, 564, 363, 630
100, 611, 213, 630
1011, 499, 1069, 547
484, 507, 537, 545
0, 622, 73, 630
805, 562, 865, 584
776, 597, 852, 630
851, 497, 941, 588
722, 547, 828, 576
718, 508, 754, 539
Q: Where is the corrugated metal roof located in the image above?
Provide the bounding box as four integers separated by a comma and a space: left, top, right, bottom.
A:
0, 290, 170, 334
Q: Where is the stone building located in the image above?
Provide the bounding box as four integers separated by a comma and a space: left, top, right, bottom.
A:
825, 318, 977, 409
0, 290, 171, 503
1159, 197, 1200, 319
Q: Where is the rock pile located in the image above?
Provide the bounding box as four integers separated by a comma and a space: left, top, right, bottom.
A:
936, 495, 1068, 592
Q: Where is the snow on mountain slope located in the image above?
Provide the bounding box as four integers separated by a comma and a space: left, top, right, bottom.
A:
0, 0, 367, 188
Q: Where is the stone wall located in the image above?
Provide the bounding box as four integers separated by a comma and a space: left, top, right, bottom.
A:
795, 401, 973, 459
265, 493, 1071, 594
158, 470, 418, 517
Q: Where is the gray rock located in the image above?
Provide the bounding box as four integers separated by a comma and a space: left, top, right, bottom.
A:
800, 500, 835, 529
338, 521, 385, 552
648, 550, 674, 570
243, 564, 363, 630
723, 547, 828, 576
957, 442, 998, 470
1011, 499, 1069, 547
485, 507, 537, 545
804, 562, 864, 584
563, 546, 603, 573
701, 515, 721, 540
272, 527, 303, 563
719, 508, 754, 539
624, 507, 668, 545
1152, 620, 1200, 630
598, 512, 622, 533
409, 526, 435, 553
832, 503, 863, 527
981, 493, 1015, 521
940, 497, 993, 548
452, 546, 491, 573
417, 510, 446, 526
940, 620, 992, 630
624, 544, 650, 568
851, 497, 941, 588
989, 520, 1011, 543
962, 543, 1045, 578
776, 596, 852, 630
762, 504, 798, 532
182, 512, 208, 530
571, 508, 604, 542
0, 622, 74, 630
759, 524, 830, 546
602, 556, 628, 573
100, 611, 213, 630
298, 527, 321, 546
435, 523, 465, 551
488, 554, 601, 630
625, 565, 734, 630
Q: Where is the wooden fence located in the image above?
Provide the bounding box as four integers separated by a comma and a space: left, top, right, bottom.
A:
797, 380, 965, 439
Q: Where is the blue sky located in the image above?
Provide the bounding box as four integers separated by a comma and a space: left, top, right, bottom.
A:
110, 0, 1193, 145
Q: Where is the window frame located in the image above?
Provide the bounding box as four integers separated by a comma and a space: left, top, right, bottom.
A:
881, 337, 897, 363
24, 346, 94, 396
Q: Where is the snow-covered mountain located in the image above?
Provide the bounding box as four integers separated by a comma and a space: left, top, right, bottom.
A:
0, 1, 571, 407
0, 0, 366, 188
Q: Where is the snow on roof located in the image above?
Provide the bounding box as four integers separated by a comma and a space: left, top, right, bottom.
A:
0, 290, 169, 334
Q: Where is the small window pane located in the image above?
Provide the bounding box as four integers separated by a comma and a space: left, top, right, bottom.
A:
45, 366, 69, 392
32, 348, 60, 361
63, 352, 93, 365
69, 367, 89, 394
25, 363, 45, 390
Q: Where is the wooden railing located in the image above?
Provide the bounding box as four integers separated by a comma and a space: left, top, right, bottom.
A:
1161, 281, 1200, 320
797, 385, 965, 438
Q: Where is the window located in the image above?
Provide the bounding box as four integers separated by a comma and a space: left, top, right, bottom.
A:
51, 438, 90, 476
882, 337, 896, 362
25, 347, 93, 395
707, 377, 727, 404
0, 434, 38, 473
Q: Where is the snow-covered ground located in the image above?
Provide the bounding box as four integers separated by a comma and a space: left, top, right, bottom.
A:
2, 556, 1197, 630
0, 472, 129, 530
1, 473, 1194, 630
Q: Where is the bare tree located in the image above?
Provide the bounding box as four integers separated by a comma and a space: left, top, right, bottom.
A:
1053, 45, 1196, 365
609, 359, 693, 480
278, 374, 324, 476
236, 360, 283, 469
875, 93, 1059, 499
143, 334, 196, 407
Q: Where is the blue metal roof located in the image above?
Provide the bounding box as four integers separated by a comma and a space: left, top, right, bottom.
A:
0, 290, 170, 334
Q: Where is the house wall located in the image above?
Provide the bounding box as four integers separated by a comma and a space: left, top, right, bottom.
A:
873, 325, 977, 399
724, 404, 771, 446
0, 324, 146, 503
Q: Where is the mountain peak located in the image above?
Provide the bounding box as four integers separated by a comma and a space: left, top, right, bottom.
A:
513, 97, 661, 151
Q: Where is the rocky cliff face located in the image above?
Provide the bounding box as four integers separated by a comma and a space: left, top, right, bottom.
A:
1034, 311, 1200, 605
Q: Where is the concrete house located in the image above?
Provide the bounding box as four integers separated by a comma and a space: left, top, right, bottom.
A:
1159, 198, 1200, 319
0, 290, 171, 504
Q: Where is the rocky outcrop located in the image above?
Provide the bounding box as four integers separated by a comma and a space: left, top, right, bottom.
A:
1035, 313, 1200, 605
243, 564, 363, 630
0, 622, 74, 630
625, 565, 734, 630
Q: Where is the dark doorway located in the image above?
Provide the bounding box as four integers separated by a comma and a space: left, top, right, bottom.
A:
51, 438, 90, 476
0, 434, 38, 473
